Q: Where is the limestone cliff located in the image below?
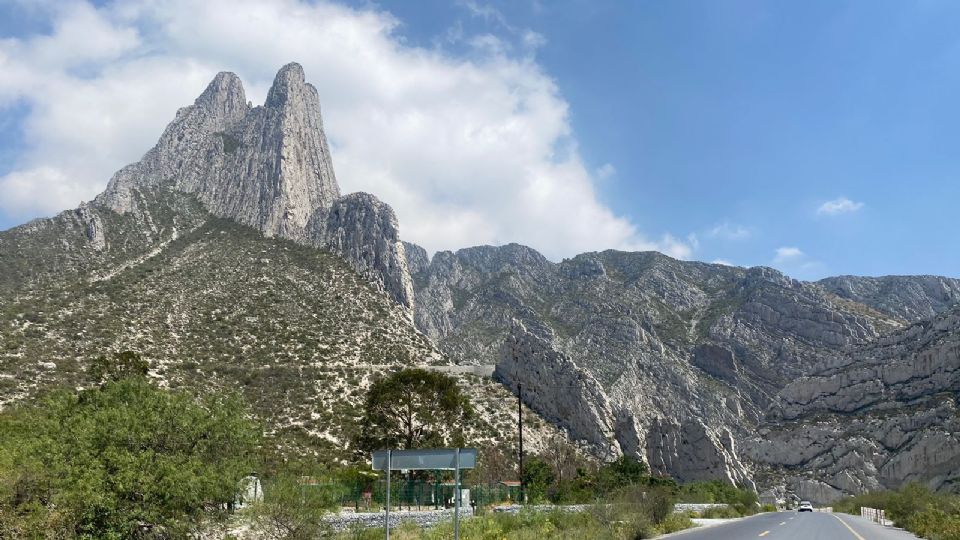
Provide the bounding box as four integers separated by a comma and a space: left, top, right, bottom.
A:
408, 243, 960, 493
748, 307, 960, 501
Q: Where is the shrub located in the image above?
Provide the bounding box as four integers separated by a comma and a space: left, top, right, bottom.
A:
253, 472, 338, 540
655, 512, 695, 534
835, 483, 960, 540
701, 506, 742, 519
0, 378, 260, 538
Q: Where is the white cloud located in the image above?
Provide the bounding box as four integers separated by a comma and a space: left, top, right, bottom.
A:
0, 0, 694, 261
0, 166, 86, 216
595, 163, 616, 180
817, 196, 864, 216
773, 246, 803, 264
771, 246, 825, 278
707, 222, 751, 241
711, 258, 734, 266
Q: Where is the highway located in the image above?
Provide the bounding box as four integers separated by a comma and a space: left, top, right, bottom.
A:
665, 511, 920, 540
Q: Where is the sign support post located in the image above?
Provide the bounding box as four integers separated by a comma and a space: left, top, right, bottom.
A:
372, 448, 477, 540
385, 449, 391, 540
454, 448, 461, 540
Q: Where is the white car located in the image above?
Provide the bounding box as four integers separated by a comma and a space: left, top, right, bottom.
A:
798, 501, 814, 512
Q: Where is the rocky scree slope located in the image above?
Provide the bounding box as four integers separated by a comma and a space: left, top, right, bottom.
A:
0, 191, 563, 461
408, 243, 959, 490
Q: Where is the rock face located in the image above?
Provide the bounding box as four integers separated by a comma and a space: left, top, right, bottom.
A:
818, 275, 960, 322
308, 193, 414, 311
96, 63, 412, 308
646, 418, 753, 489
747, 307, 960, 501
408, 243, 960, 493
495, 321, 620, 458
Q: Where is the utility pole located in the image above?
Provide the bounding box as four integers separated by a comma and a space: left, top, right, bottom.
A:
518, 383, 524, 504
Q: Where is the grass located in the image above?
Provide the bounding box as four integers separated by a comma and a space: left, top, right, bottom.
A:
834, 483, 960, 540
332, 483, 696, 540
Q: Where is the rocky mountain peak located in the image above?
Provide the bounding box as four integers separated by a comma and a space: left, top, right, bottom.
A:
265, 62, 310, 109
91, 62, 411, 309
194, 71, 248, 122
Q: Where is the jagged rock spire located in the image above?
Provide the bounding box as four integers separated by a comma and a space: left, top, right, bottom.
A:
95, 63, 414, 310
195, 72, 248, 124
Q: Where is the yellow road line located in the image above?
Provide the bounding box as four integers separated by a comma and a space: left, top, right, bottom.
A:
759, 531, 770, 537
833, 514, 867, 540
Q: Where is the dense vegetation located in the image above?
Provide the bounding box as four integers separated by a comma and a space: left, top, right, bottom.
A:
0, 348, 758, 539
677, 480, 760, 516
0, 371, 260, 538
519, 454, 674, 504
835, 483, 960, 540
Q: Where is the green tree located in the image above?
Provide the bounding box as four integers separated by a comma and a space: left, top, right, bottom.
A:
0, 378, 261, 538
356, 368, 473, 450
597, 456, 649, 491
522, 456, 556, 503
88, 350, 149, 384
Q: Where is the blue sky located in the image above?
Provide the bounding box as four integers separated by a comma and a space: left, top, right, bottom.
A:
1, 0, 958, 280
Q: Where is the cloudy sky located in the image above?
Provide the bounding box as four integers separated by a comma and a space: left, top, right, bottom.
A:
1, 0, 959, 280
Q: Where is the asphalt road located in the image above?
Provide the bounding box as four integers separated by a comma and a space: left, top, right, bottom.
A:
666, 511, 920, 540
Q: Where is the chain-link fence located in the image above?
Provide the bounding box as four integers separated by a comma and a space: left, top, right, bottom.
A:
299, 478, 523, 513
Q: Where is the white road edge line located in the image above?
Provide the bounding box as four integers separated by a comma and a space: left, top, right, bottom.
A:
833, 514, 867, 540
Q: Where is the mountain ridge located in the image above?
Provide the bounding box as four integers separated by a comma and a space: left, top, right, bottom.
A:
405, 238, 960, 495
3, 62, 960, 501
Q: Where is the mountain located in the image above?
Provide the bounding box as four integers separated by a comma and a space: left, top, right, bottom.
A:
407, 243, 960, 493
0, 64, 559, 462
3, 60, 960, 498
95, 62, 413, 310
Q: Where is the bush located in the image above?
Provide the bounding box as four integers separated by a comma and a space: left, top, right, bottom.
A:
677, 480, 758, 516
835, 483, 960, 540
253, 472, 338, 540
655, 512, 695, 534
701, 506, 742, 519
521, 457, 556, 503
0, 378, 261, 538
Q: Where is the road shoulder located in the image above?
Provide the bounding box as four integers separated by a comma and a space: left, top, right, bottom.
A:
656, 512, 769, 538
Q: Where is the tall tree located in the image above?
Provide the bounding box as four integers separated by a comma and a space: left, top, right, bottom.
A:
356, 368, 473, 450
